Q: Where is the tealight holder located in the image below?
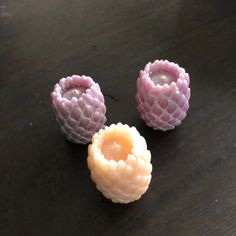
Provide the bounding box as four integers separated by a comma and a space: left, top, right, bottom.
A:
87, 123, 152, 203
136, 60, 190, 131
51, 75, 106, 144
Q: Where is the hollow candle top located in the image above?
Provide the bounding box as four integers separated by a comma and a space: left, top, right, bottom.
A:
150, 70, 175, 86
63, 87, 86, 100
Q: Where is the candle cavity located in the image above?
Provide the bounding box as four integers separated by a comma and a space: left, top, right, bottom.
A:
63, 86, 86, 100
150, 70, 175, 86
101, 133, 133, 162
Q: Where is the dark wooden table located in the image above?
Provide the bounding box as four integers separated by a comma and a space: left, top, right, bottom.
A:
1, 0, 236, 235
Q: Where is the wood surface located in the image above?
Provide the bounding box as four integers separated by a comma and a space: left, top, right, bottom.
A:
1, 0, 236, 235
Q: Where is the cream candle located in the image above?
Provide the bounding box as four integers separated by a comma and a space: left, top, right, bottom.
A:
87, 123, 152, 204
136, 60, 191, 131
51, 75, 107, 144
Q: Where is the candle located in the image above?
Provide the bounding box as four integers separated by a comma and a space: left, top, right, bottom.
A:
51, 75, 107, 144
87, 123, 152, 203
136, 60, 190, 131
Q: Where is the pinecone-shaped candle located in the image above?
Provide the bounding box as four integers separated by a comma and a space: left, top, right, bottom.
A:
87, 123, 152, 203
136, 60, 191, 131
51, 75, 106, 144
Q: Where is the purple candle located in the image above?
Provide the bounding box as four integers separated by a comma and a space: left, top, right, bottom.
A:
51, 75, 106, 144
136, 60, 190, 131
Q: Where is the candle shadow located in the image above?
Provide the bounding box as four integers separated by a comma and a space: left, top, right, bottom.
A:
135, 119, 181, 167
62, 138, 90, 174
92, 190, 151, 235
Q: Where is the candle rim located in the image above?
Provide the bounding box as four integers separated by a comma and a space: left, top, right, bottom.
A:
139, 59, 190, 89
90, 123, 150, 164
51, 75, 99, 105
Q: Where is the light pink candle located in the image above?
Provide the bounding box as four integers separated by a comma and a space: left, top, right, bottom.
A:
87, 123, 152, 204
51, 75, 106, 144
136, 60, 190, 131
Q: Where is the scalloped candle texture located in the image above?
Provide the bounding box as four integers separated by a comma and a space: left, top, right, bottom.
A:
51, 75, 107, 144
87, 123, 152, 204
136, 60, 191, 131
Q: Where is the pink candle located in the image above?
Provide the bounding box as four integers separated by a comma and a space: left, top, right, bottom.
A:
51, 75, 106, 144
136, 60, 190, 131
87, 123, 152, 204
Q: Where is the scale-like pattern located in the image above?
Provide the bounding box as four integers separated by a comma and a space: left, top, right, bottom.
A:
51, 75, 106, 144
136, 60, 191, 131
88, 123, 152, 204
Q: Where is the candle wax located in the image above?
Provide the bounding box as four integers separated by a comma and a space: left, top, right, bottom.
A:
101, 135, 132, 161
150, 70, 175, 86
63, 87, 86, 100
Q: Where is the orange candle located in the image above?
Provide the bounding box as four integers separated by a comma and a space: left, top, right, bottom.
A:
87, 123, 152, 203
